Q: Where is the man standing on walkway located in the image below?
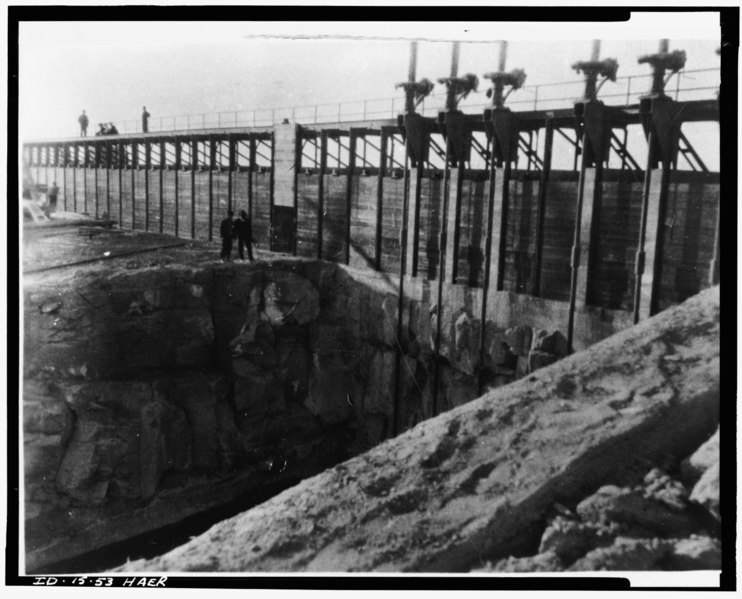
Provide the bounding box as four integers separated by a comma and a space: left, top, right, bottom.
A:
234, 209, 254, 261
47, 181, 59, 213
219, 210, 235, 262
142, 106, 151, 133
78, 110, 89, 137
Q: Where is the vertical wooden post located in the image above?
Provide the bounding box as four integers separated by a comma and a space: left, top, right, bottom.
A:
159, 140, 164, 234
191, 138, 197, 239
317, 131, 327, 259
531, 120, 554, 296
566, 129, 590, 351
208, 136, 214, 239
131, 142, 137, 228
70, 146, 75, 213
478, 133, 496, 394
445, 165, 465, 284
174, 141, 180, 237
145, 141, 151, 231
490, 162, 511, 291
574, 163, 604, 308
247, 136, 256, 221
94, 142, 100, 219
292, 128, 301, 256
63, 144, 68, 211
118, 142, 123, 226
345, 130, 357, 264
405, 164, 423, 277
227, 136, 234, 215
268, 132, 276, 251
83, 143, 88, 215
106, 140, 111, 219
709, 197, 720, 286
375, 128, 388, 271
636, 166, 670, 320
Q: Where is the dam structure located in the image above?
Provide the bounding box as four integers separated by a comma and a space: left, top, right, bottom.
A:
20, 39, 722, 574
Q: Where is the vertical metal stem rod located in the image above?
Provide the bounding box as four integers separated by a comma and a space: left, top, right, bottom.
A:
584, 40, 602, 101
445, 42, 460, 112
404, 41, 418, 114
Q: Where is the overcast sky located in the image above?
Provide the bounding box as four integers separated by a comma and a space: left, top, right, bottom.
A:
18, 14, 721, 168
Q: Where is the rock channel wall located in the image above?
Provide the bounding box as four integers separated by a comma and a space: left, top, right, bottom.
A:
121, 286, 720, 573
24, 257, 616, 571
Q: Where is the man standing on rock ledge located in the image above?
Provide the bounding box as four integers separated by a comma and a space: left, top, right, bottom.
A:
234, 209, 254, 261
219, 210, 235, 262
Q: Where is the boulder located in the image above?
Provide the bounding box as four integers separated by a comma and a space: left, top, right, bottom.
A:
666, 536, 721, 570
23, 381, 74, 438
538, 516, 615, 565
139, 399, 191, 498
452, 311, 478, 375
642, 468, 689, 512
531, 329, 568, 357
528, 350, 559, 373
484, 551, 564, 573
576, 485, 702, 538
263, 271, 320, 326
233, 359, 284, 416
169, 376, 229, 471
568, 538, 671, 571
305, 352, 355, 425
362, 349, 396, 415
24, 433, 67, 481
375, 295, 399, 348
504, 325, 533, 357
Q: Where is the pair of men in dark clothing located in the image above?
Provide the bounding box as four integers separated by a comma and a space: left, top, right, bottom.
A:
220, 210, 254, 262
96, 122, 119, 136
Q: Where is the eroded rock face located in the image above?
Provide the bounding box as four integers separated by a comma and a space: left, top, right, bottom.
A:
118, 286, 720, 573
26, 257, 498, 571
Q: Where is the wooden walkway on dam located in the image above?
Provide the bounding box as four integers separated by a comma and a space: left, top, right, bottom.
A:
23, 94, 721, 349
